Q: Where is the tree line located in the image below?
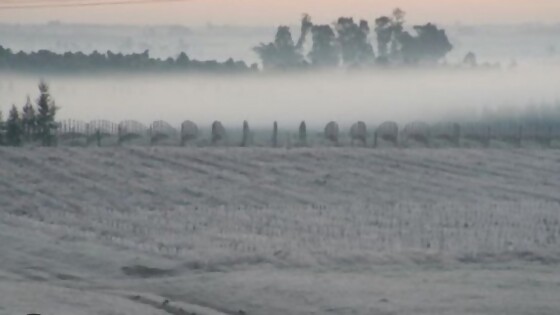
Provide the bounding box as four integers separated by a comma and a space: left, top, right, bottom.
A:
0, 82, 58, 146
0, 46, 257, 74
2, 9, 456, 73
254, 8, 454, 70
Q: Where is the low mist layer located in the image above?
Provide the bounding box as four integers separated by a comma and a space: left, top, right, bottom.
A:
1, 64, 558, 130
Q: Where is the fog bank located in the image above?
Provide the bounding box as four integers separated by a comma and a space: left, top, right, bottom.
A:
1, 65, 559, 130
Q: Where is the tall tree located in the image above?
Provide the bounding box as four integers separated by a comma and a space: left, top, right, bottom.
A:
5, 105, 22, 146
335, 17, 375, 67
254, 26, 304, 70
308, 24, 339, 67
375, 9, 452, 64
255, 15, 312, 70
21, 95, 36, 142
295, 14, 313, 50
374, 16, 393, 58
399, 23, 453, 64
374, 8, 405, 61
35, 81, 58, 146
0, 109, 5, 145
389, 8, 406, 57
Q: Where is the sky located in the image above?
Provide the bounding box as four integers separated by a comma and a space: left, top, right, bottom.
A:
0, 0, 559, 26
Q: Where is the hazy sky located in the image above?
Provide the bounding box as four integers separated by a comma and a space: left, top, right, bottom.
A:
0, 0, 559, 26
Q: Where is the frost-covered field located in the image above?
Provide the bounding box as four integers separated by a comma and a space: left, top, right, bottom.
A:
1, 148, 560, 315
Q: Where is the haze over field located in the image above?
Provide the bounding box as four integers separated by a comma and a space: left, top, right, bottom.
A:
1, 2, 560, 315
1, 65, 559, 128
1, 19, 559, 127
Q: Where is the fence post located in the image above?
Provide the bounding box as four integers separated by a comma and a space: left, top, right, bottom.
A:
272, 121, 278, 148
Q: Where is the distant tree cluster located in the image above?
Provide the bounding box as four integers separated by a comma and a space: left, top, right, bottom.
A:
0, 82, 58, 147
0, 46, 257, 73
254, 9, 453, 70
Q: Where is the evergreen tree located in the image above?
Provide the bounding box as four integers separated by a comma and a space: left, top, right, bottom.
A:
35, 81, 58, 146
21, 95, 36, 142
0, 109, 5, 145
5, 105, 22, 146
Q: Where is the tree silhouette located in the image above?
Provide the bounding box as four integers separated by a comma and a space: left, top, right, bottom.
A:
463, 52, 478, 67
390, 8, 406, 57
254, 26, 304, 70
0, 109, 4, 145
296, 14, 313, 50
309, 24, 339, 67
374, 9, 406, 62
176, 52, 190, 67
21, 96, 36, 142
374, 9, 452, 64
0, 44, 252, 73
35, 81, 58, 146
374, 16, 393, 59
399, 23, 453, 64
255, 10, 453, 69
5, 105, 23, 146
335, 17, 375, 66
254, 15, 312, 70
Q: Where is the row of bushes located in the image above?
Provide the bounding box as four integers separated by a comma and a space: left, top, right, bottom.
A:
0, 46, 257, 74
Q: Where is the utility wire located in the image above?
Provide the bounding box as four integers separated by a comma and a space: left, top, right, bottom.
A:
0, 0, 191, 10
0, 0, 185, 3
0, 0, 117, 2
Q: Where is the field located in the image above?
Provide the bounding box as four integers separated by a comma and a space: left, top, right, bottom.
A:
1, 147, 560, 315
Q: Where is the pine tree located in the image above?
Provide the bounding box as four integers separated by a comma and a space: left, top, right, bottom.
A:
35, 81, 58, 146
5, 105, 22, 146
0, 109, 5, 145
21, 95, 36, 142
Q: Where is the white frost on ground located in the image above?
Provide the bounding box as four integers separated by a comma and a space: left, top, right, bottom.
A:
0, 148, 559, 315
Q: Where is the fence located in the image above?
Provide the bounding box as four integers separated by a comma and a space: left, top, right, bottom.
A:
51, 119, 560, 148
